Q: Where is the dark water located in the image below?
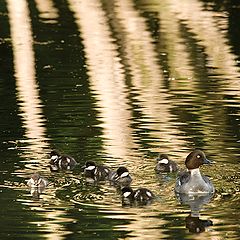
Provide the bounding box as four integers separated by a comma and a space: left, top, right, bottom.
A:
1, 0, 240, 239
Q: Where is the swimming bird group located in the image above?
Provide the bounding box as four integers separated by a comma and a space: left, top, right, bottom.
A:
27, 149, 215, 205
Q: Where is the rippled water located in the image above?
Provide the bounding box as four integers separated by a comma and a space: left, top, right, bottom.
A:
1, 0, 240, 239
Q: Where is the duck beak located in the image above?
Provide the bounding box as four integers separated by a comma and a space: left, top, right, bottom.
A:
203, 158, 212, 164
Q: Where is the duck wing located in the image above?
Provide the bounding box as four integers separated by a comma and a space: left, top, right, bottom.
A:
174, 170, 190, 193
202, 175, 215, 192
179, 170, 190, 184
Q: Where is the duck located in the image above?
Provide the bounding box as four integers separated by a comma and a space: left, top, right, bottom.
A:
155, 153, 178, 173
49, 150, 77, 171
83, 161, 110, 181
175, 149, 215, 195
109, 166, 132, 186
121, 186, 154, 205
27, 173, 48, 188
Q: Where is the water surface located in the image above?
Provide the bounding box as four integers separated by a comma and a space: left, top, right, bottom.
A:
0, 0, 240, 239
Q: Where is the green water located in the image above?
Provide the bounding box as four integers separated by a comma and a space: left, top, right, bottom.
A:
0, 0, 240, 239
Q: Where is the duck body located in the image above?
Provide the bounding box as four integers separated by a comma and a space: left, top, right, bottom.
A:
175, 150, 215, 195
155, 154, 178, 173
133, 188, 155, 202
83, 161, 110, 181
121, 186, 154, 205
175, 169, 214, 194
109, 166, 132, 186
50, 150, 77, 171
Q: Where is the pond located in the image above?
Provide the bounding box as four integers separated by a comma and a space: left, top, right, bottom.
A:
0, 0, 240, 239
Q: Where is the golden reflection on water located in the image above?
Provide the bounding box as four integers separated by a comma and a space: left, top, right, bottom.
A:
153, 0, 240, 159
7, 1, 69, 239
114, 0, 187, 156
166, 0, 240, 88
68, 0, 188, 164
64, 0, 185, 221
104, 203, 169, 239
137, 0, 240, 162
115, 209, 167, 239
68, 0, 138, 161
155, 1, 195, 82
93, 189, 218, 240
7, 0, 49, 165
4, 0, 240, 239
18, 190, 74, 240
34, 0, 59, 22
68, 0, 240, 238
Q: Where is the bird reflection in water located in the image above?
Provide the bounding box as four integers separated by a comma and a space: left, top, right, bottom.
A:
185, 212, 213, 233
176, 192, 214, 233
29, 185, 46, 199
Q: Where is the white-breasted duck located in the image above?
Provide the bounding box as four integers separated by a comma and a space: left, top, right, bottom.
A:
175, 150, 215, 195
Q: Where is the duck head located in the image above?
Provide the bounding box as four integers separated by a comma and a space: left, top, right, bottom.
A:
185, 149, 211, 170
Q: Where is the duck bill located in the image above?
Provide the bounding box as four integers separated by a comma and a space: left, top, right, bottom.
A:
203, 158, 212, 164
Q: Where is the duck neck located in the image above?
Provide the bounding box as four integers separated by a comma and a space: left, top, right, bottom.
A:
189, 168, 202, 178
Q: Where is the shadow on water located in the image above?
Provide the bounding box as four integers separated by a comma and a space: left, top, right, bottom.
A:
0, 0, 240, 239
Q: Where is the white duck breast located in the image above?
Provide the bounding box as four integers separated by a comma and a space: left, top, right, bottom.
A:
177, 169, 214, 194
188, 169, 211, 193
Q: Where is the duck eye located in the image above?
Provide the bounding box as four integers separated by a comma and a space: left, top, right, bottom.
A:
197, 155, 201, 158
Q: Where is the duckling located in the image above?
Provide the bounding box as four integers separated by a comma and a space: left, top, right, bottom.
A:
27, 173, 48, 188
155, 153, 178, 173
121, 186, 154, 205
109, 166, 132, 186
50, 150, 77, 171
83, 161, 110, 181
